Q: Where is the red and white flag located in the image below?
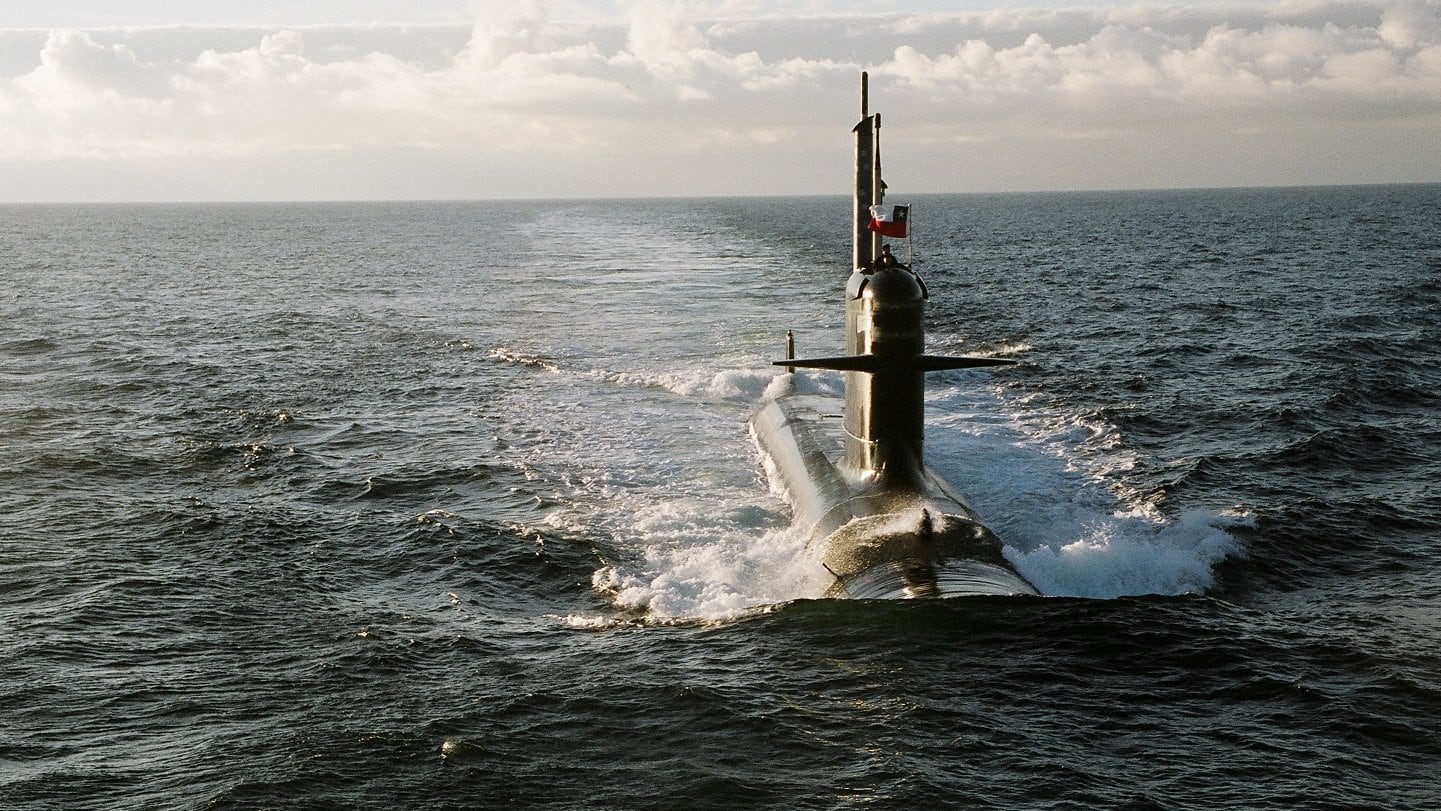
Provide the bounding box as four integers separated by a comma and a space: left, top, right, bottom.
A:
867, 204, 909, 238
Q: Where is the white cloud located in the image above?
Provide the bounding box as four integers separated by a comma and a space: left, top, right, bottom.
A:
1, 0, 1438, 200
1378, 0, 1441, 47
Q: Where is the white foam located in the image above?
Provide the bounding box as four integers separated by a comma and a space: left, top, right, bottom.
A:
1006, 509, 1249, 598
488, 345, 560, 372
765, 369, 843, 399
532, 328, 1246, 616
591, 498, 825, 619
654, 368, 777, 402
551, 613, 638, 631
928, 382, 1248, 598
992, 341, 1035, 357
582, 366, 777, 403
927, 331, 1033, 359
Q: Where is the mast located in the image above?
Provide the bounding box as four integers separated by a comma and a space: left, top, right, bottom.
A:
852, 72, 876, 271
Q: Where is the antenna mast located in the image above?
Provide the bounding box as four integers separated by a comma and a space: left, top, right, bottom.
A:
852, 72, 877, 271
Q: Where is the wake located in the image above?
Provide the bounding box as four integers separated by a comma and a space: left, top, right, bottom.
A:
560, 369, 1246, 622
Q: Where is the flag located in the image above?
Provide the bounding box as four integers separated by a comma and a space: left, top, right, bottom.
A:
867, 204, 909, 238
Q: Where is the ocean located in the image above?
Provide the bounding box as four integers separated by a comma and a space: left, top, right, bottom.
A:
2, 185, 1439, 809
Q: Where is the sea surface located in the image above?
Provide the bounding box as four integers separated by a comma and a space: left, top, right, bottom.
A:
2, 186, 1439, 809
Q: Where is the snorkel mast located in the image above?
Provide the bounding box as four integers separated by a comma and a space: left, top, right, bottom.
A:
854, 71, 881, 272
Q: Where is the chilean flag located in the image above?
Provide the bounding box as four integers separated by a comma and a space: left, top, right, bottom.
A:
867, 204, 909, 238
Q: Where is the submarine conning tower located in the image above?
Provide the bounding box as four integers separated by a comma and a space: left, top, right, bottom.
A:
844, 69, 926, 486
843, 265, 929, 486
839, 71, 1011, 487
776, 71, 1014, 486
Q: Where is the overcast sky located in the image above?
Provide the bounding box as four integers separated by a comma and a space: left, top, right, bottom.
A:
2, 0, 1438, 201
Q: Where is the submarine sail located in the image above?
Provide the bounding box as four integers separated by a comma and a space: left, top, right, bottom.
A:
750, 72, 1038, 599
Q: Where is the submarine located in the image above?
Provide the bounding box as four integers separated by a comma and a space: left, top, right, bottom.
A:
751, 73, 1039, 599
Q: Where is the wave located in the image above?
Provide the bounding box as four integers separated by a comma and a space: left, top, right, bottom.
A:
486, 346, 560, 372
928, 382, 1248, 598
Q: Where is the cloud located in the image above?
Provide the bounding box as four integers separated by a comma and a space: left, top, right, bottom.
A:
1, 0, 1438, 199
871, 7, 1441, 137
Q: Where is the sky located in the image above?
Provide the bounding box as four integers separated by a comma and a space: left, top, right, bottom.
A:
1, 0, 1438, 201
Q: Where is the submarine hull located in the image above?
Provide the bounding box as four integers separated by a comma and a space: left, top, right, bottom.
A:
752, 389, 1038, 599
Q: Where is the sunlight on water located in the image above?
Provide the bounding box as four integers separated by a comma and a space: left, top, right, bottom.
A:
5, 191, 1438, 809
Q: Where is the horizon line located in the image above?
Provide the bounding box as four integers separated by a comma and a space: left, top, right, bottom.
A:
3, 179, 1438, 207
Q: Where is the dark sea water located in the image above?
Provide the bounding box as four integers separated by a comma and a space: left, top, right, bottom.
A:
2, 185, 1439, 809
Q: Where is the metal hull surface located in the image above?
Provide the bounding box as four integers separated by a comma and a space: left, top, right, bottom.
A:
752, 386, 1037, 599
